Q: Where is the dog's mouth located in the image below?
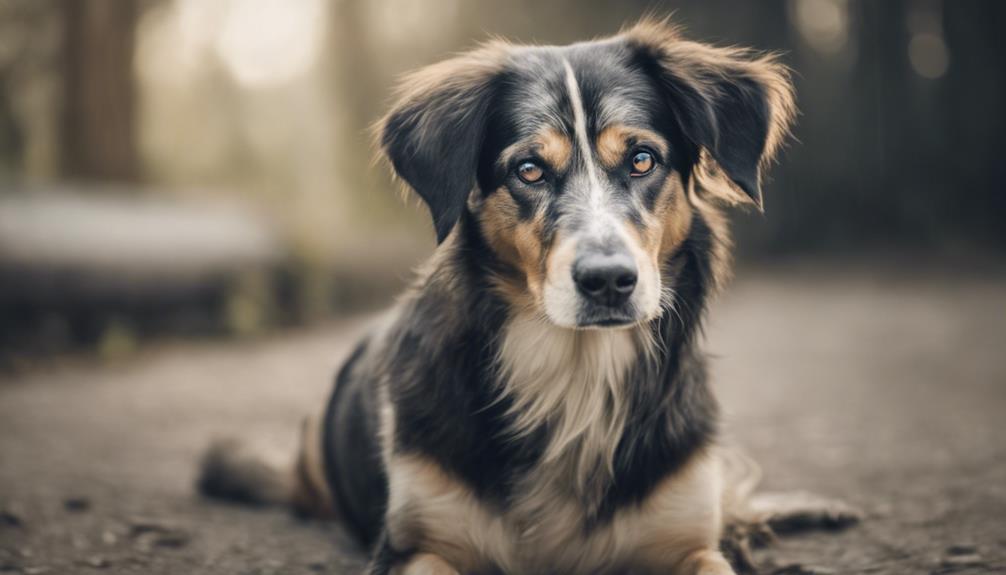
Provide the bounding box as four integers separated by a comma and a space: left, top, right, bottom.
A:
575, 306, 640, 329
540, 271, 662, 330
539, 234, 663, 330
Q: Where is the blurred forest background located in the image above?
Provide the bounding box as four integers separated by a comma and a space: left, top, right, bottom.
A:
1, 0, 1004, 362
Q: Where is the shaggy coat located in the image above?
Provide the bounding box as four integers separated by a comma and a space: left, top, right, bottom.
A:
201, 19, 800, 575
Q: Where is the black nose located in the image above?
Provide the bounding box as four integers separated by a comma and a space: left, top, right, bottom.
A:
572, 252, 638, 307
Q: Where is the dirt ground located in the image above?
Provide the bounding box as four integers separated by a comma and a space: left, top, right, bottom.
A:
2, 262, 1005, 574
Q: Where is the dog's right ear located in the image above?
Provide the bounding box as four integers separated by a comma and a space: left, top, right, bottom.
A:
624, 20, 796, 211
377, 44, 508, 243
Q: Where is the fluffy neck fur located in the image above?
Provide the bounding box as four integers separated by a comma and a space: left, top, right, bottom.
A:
436, 210, 720, 512
496, 313, 655, 500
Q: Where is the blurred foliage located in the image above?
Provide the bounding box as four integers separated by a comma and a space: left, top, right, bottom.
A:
1, 0, 1005, 359
1, 0, 1004, 256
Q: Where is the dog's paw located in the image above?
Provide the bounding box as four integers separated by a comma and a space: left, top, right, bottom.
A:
720, 518, 774, 574
747, 490, 862, 535
679, 549, 737, 575
393, 553, 460, 575
721, 491, 860, 573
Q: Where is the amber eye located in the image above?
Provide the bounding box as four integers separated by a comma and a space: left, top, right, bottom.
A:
630, 150, 655, 177
516, 161, 545, 184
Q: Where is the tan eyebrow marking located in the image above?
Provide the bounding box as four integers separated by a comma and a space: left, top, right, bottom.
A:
538, 128, 572, 171
596, 125, 670, 170
498, 128, 572, 172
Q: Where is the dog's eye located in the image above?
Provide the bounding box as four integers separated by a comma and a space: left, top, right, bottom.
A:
516, 161, 545, 184
630, 150, 655, 177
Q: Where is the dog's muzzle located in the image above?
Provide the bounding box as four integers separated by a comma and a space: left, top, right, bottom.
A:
573, 250, 638, 308
571, 239, 641, 327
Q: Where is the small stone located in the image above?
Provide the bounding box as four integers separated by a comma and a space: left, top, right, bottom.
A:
71, 534, 89, 550
0, 507, 24, 528
945, 544, 978, 556
152, 531, 190, 549
129, 518, 190, 551
100, 530, 117, 545
131, 522, 190, 550
941, 553, 983, 567
63, 497, 91, 513
127, 517, 176, 536
84, 555, 110, 569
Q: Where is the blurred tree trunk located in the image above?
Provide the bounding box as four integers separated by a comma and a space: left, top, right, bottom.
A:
328, 0, 396, 216
852, 1, 905, 229
944, 0, 1006, 246
61, 0, 137, 181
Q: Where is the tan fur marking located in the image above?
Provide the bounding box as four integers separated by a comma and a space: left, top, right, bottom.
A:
538, 128, 572, 172
290, 415, 338, 518
631, 451, 726, 569
498, 128, 573, 173
385, 450, 730, 573
477, 189, 522, 267
596, 125, 669, 170
618, 173, 692, 321
386, 455, 504, 573
658, 175, 694, 259
688, 181, 734, 293
676, 550, 737, 575
476, 188, 548, 309
511, 218, 547, 304
393, 553, 461, 575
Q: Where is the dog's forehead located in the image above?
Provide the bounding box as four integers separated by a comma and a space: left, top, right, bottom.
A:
499, 41, 658, 139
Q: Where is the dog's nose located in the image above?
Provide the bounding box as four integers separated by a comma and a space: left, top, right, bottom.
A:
572, 252, 637, 307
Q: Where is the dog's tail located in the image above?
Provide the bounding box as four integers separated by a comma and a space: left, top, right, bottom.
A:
197, 438, 292, 506
196, 417, 339, 518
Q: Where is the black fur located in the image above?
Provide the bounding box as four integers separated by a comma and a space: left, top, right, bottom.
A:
331, 23, 792, 573
323, 338, 386, 545
628, 36, 777, 207
380, 59, 506, 243
385, 218, 535, 503
328, 212, 720, 546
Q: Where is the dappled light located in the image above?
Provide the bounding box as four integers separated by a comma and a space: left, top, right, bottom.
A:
0, 2, 1004, 574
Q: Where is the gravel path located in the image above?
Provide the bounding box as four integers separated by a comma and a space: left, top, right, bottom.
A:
2, 263, 1004, 574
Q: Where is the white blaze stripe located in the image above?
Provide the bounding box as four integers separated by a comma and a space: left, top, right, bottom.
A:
562, 59, 604, 212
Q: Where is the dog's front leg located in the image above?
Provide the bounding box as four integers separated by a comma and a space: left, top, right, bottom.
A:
393, 554, 461, 575
366, 531, 460, 575
675, 548, 736, 575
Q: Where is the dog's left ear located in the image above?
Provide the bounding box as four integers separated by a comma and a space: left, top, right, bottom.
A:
377, 44, 508, 243
625, 21, 796, 210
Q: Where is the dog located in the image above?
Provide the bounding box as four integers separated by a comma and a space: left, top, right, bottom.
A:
199, 19, 858, 575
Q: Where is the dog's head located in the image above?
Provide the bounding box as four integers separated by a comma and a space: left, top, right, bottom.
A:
379, 20, 795, 329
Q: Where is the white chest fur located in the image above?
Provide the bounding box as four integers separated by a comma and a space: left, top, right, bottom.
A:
384, 314, 724, 573
496, 313, 653, 502
385, 451, 724, 574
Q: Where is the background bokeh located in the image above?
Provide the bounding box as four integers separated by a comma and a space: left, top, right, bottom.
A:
1, 0, 1004, 362
2, 4, 1005, 573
